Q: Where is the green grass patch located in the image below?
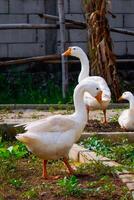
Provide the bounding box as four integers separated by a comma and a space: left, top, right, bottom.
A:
80, 136, 134, 170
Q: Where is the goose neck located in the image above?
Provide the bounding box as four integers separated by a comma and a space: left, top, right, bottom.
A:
78, 53, 90, 83
73, 84, 88, 123
129, 96, 134, 109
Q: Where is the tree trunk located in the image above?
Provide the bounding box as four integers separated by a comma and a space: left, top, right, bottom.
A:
83, 0, 120, 100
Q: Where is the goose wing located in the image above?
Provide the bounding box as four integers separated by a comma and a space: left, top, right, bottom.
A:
22, 115, 75, 133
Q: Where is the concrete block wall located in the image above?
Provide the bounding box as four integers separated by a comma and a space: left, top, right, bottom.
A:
0, 0, 46, 58
57, 1, 88, 54
109, 0, 134, 57
0, 0, 87, 58
0, 0, 133, 58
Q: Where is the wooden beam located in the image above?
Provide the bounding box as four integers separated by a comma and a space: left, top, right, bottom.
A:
0, 23, 85, 30
116, 59, 134, 62
0, 56, 134, 66
110, 28, 134, 36
39, 13, 86, 28
0, 24, 58, 29
43, 60, 80, 64
0, 55, 61, 66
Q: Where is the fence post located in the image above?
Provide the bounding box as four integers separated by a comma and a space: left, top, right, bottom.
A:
57, 0, 68, 98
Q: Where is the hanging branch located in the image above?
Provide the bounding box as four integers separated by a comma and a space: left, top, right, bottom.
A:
83, 0, 121, 100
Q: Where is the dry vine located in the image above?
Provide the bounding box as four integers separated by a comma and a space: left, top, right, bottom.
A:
83, 0, 120, 100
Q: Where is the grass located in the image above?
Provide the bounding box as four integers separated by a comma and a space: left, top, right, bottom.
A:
0, 140, 132, 200
0, 73, 75, 104
80, 136, 134, 170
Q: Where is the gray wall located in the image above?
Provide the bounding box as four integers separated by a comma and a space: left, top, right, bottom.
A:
0, 0, 133, 58
109, 0, 134, 57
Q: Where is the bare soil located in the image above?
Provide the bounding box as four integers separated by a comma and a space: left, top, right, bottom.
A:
85, 120, 123, 132
0, 108, 133, 200
0, 157, 132, 200
0, 108, 126, 133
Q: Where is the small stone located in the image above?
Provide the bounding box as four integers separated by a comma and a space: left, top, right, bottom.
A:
126, 183, 134, 191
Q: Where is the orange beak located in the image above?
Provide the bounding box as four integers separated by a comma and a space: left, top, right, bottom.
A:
95, 91, 102, 104
62, 48, 72, 56
118, 96, 123, 102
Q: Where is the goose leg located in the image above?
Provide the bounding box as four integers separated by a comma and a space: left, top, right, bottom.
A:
86, 105, 90, 123
42, 160, 48, 178
102, 109, 107, 124
63, 157, 74, 174
42, 160, 60, 180
122, 125, 127, 131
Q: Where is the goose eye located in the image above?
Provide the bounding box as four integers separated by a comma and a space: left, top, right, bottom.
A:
96, 87, 99, 90
73, 48, 76, 50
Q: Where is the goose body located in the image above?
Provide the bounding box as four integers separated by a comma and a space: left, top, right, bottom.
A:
17, 115, 84, 160
16, 79, 102, 178
63, 46, 111, 123
118, 91, 134, 131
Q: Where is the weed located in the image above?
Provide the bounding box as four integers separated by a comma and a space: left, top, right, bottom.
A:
23, 188, 38, 199
110, 114, 119, 122
31, 113, 39, 119
87, 175, 116, 197
0, 141, 29, 159
9, 178, 24, 188
17, 111, 23, 118
48, 106, 55, 113
77, 161, 116, 177
57, 176, 83, 197
80, 136, 134, 170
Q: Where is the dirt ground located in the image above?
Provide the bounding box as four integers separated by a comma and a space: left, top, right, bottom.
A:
0, 108, 125, 132
0, 157, 132, 200
85, 120, 123, 132
0, 108, 133, 200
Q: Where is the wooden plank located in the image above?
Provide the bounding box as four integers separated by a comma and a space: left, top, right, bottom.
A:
110, 28, 134, 36
0, 23, 85, 30
0, 55, 61, 66
0, 23, 58, 29
43, 60, 80, 64
0, 56, 134, 66
39, 13, 86, 28
116, 59, 134, 62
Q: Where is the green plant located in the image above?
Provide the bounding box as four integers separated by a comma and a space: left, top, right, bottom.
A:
110, 114, 119, 122
0, 73, 75, 104
87, 175, 116, 197
31, 113, 39, 119
80, 136, 134, 170
80, 136, 111, 156
9, 178, 24, 188
57, 176, 83, 197
0, 141, 29, 159
23, 188, 38, 199
77, 161, 116, 177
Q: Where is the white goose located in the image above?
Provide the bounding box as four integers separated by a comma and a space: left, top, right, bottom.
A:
16, 79, 102, 179
62, 46, 111, 123
118, 91, 134, 131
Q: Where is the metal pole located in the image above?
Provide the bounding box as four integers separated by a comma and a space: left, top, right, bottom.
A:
57, 0, 67, 98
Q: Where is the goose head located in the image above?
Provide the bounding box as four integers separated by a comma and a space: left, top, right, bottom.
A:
62, 46, 86, 59
118, 91, 134, 102
78, 78, 102, 104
